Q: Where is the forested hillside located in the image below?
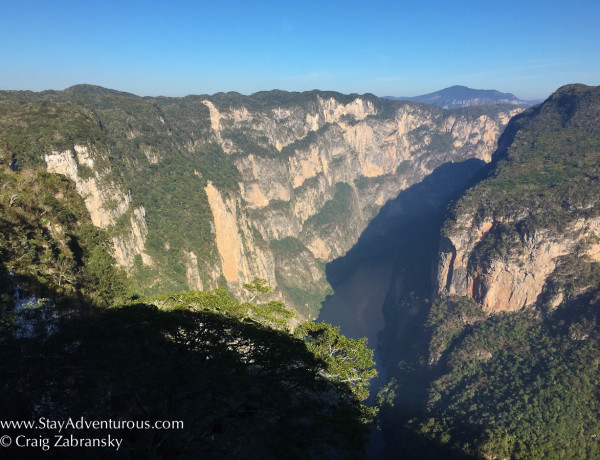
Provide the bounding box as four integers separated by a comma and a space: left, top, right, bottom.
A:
0, 86, 519, 317
5, 83, 599, 458
0, 165, 129, 315
377, 84, 600, 459
0, 165, 377, 459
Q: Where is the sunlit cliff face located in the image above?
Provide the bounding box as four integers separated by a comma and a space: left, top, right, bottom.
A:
40, 90, 519, 313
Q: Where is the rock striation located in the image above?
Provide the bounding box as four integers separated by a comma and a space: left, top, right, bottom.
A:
434, 84, 600, 314
436, 215, 600, 313
0, 86, 521, 314
196, 94, 519, 308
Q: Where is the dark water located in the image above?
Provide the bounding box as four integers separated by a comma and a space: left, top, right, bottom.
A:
318, 261, 392, 347
317, 159, 488, 458
318, 262, 391, 459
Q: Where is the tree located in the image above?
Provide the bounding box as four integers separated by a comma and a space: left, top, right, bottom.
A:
1, 301, 375, 458
243, 277, 271, 301
295, 321, 378, 402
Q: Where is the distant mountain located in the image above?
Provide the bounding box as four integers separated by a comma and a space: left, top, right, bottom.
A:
64, 83, 138, 97
385, 85, 541, 108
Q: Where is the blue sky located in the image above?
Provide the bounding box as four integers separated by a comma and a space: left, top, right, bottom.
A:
1, 0, 598, 99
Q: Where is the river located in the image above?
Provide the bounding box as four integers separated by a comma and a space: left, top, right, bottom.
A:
316, 159, 488, 458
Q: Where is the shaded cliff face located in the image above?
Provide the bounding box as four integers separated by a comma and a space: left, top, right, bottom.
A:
192, 93, 519, 313
371, 84, 600, 459
0, 87, 519, 314
218, 97, 519, 256
435, 84, 600, 314
319, 159, 486, 344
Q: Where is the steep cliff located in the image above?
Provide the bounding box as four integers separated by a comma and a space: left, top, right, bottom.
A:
374, 84, 600, 459
188, 92, 519, 312
435, 84, 600, 314
0, 165, 129, 319
42, 144, 154, 270
0, 87, 520, 314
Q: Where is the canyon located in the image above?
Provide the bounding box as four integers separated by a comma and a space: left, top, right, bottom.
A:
0, 86, 521, 317
3, 83, 600, 458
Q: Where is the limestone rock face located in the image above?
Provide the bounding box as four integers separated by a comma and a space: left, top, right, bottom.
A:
436, 214, 600, 314
32, 89, 520, 313
45, 145, 130, 228
44, 144, 152, 270
204, 181, 276, 297
434, 84, 600, 315
212, 98, 520, 267
112, 206, 153, 269
192, 97, 519, 310
185, 251, 203, 291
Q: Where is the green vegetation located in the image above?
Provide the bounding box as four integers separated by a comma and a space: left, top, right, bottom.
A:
447, 85, 600, 234
353, 174, 388, 190
269, 235, 308, 255
0, 167, 129, 312
208, 89, 375, 112
0, 87, 247, 295
275, 273, 332, 319
295, 321, 378, 402
0, 163, 377, 458
1, 286, 377, 459
270, 237, 333, 318
0, 83, 382, 455
380, 288, 600, 459
378, 84, 600, 459
304, 182, 356, 230
224, 129, 276, 157
538, 254, 600, 309
6, 83, 573, 459
0, 99, 104, 169
425, 296, 485, 365
415, 293, 600, 459
279, 123, 334, 157
0, 85, 383, 309
0, 84, 517, 309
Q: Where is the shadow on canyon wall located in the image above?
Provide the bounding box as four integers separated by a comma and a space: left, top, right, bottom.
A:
318, 157, 486, 343
318, 158, 486, 459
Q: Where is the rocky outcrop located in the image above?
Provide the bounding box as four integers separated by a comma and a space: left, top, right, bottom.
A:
45, 144, 151, 270
212, 98, 521, 268
45, 145, 130, 228
112, 206, 153, 269
193, 97, 518, 311
436, 215, 600, 313
434, 84, 600, 315
185, 251, 203, 291
204, 182, 245, 283
204, 181, 276, 296
23, 87, 521, 313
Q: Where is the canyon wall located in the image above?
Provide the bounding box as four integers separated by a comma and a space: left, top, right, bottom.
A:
191, 95, 520, 310
0, 87, 520, 314
436, 214, 600, 313
433, 84, 600, 314
194, 95, 520, 310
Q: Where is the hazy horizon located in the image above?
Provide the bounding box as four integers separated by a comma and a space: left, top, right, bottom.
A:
0, 81, 551, 101
2, 0, 598, 100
